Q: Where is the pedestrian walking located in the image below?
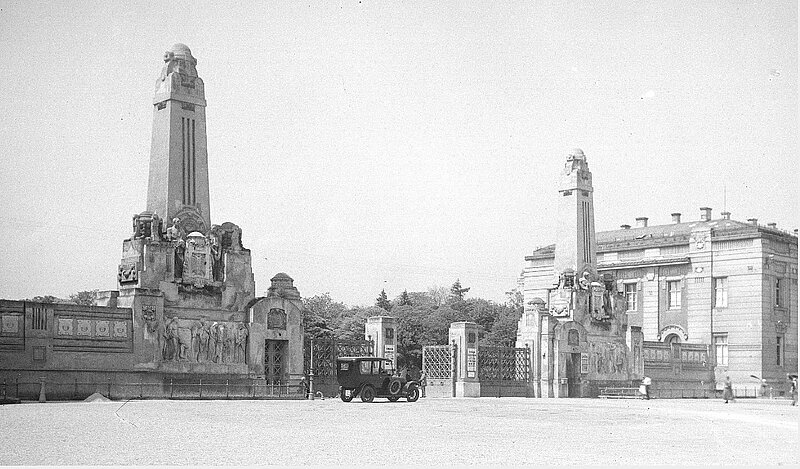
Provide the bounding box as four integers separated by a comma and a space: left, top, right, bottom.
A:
723, 376, 735, 403
759, 379, 769, 398
642, 376, 652, 400
789, 374, 797, 406
419, 370, 427, 398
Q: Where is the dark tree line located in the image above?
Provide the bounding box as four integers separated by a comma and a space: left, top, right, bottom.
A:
302, 281, 524, 369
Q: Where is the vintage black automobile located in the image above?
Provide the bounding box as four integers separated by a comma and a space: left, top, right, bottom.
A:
336, 356, 420, 403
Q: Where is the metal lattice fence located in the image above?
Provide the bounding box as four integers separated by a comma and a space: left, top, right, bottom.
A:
303, 338, 374, 377
422, 345, 453, 379
478, 346, 530, 382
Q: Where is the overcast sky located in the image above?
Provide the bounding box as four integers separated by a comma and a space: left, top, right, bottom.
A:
0, 1, 796, 306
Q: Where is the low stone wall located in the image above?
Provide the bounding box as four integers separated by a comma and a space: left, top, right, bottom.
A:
642, 341, 715, 398
0, 369, 304, 401
425, 378, 453, 398
479, 381, 531, 397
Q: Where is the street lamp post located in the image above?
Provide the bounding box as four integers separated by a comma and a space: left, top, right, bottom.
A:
309, 338, 315, 400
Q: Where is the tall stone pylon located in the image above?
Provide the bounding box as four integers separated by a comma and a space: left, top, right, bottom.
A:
553, 148, 597, 277
146, 43, 211, 233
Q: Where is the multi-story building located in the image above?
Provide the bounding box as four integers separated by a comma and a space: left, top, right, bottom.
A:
524, 206, 798, 392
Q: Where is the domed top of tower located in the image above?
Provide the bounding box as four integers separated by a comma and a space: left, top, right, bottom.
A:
568, 148, 585, 160
170, 43, 193, 57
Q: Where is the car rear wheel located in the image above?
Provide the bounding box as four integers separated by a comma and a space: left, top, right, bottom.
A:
360, 385, 375, 403
406, 386, 420, 402
340, 389, 354, 402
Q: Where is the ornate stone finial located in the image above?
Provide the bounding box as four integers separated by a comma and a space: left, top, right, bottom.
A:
267, 273, 301, 299
160, 43, 198, 79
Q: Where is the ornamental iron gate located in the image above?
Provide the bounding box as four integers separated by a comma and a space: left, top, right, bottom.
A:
422, 344, 456, 398
478, 345, 531, 397
265, 340, 288, 385
303, 338, 374, 379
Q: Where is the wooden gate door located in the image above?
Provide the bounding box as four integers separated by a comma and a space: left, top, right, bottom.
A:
265, 340, 288, 384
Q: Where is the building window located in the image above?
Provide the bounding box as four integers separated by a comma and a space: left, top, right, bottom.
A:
667, 280, 681, 309
713, 333, 728, 366
624, 283, 637, 311
776, 335, 784, 366
713, 277, 728, 308
775, 278, 784, 308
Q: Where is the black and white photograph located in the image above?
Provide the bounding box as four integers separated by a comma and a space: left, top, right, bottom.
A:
0, 1, 797, 466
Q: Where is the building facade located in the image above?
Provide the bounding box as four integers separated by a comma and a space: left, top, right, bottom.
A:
522, 158, 798, 394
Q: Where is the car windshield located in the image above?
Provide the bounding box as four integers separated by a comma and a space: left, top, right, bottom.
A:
383, 360, 395, 375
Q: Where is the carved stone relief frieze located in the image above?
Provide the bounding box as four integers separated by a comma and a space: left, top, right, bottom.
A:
57, 318, 74, 336
161, 318, 247, 365
589, 341, 628, 376
267, 308, 287, 330
142, 305, 158, 333
1, 314, 20, 334
118, 263, 138, 284
95, 320, 110, 337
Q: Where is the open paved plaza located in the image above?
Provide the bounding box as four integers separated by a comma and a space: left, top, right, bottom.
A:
1, 397, 797, 466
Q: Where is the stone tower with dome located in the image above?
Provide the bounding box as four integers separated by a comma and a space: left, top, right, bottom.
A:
95, 45, 305, 384
516, 149, 642, 398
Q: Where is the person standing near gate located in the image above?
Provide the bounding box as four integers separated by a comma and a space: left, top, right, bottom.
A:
419, 370, 427, 398
789, 374, 797, 406
723, 376, 735, 403
642, 376, 652, 400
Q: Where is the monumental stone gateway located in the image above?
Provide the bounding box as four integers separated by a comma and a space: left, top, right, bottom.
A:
0, 44, 305, 397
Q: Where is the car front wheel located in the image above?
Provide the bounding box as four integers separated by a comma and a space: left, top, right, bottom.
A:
340, 389, 354, 402
360, 385, 375, 403
406, 386, 420, 402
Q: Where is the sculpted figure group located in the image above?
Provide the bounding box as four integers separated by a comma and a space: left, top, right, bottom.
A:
161, 318, 248, 364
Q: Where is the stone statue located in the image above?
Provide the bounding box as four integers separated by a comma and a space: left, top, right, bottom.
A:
209, 228, 223, 282
165, 218, 183, 241
198, 321, 211, 362
162, 318, 175, 360
174, 238, 186, 279
156, 319, 167, 362
234, 324, 248, 363
578, 271, 591, 290
214, 323, 225, 363
223, 326, 234, 363
167, 318, 180, 360
190, 322, 201, 362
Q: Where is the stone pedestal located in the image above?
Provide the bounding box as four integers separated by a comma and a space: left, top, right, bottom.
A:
449, 321, 480, 398
365, 316, 397, 370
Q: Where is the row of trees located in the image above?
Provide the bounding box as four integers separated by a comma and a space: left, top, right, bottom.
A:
26, 290, 98, 306
303, 280, 524, 369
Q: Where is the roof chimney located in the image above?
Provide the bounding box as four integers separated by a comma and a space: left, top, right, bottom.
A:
767, 222, 777, 229
747, 218, 758, 226
671, 213, 681, 224
635, 217, 648, 228
700, 207, 712, 221
620, 224, 631, 230
721, 211, 731, 220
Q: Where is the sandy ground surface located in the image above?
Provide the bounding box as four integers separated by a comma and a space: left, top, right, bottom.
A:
0, 397, 797, 466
